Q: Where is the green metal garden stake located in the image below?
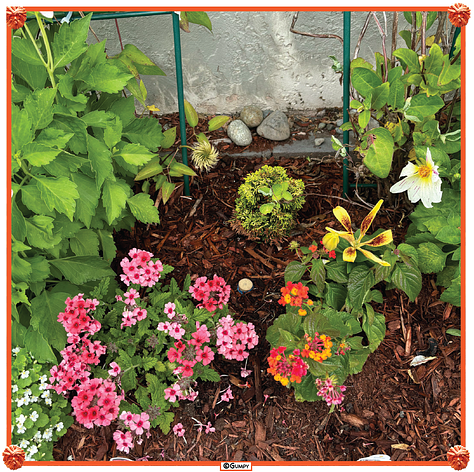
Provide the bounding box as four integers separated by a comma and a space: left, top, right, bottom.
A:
342, 11, 351, 198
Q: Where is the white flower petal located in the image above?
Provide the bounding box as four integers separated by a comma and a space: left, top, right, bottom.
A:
399, 162, 417, 178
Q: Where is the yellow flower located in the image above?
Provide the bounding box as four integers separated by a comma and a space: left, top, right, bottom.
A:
298, 309, 307, 317
324, 200, 392, 266
190, 140, 219, 172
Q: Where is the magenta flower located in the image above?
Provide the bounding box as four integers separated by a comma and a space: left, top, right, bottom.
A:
173, 423, 186, 437
108, 362, 121, 377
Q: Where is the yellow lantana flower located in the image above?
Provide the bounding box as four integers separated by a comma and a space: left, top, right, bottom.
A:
323, 200, 393, 266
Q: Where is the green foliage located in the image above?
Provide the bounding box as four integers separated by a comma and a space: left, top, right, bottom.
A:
11, 12, 197, 357
11, 347, 73, 461
231, 166, 305, 242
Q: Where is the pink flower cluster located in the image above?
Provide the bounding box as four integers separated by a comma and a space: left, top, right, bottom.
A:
120, 248, 163, 288
72, 378, 123, 428
50, 295, 106, 394
113, 411, 151, 453
216, 315, 259, 361
316, 377, 347, 406
188, 275, 231, 313
220, 386, 234, 403
115, 289, 148, 329
164, 381, 198, 403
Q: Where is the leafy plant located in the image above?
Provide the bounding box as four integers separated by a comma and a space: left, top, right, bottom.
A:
11, 347, 73, 460
230, 165, 305, 242
10, 11, 197, 359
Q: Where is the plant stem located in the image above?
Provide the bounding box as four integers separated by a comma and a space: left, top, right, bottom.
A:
34, 12, 56, 88
22, 22, 49, 70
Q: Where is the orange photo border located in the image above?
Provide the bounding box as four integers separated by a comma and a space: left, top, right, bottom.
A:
6, 5, 466, 467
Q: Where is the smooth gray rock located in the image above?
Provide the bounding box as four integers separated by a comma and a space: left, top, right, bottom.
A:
257, 111, 290, 141
336, 127, 343, 134
227, 120, 253, 146
336, 118, 344, 127
368, 117, 380, 129
240, 105, 263, 128
314, 138, 326, 147
318, 122, 326, 129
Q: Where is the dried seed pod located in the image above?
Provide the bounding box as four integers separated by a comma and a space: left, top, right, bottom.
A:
6, 6, 27, 29
2, 445, 25, 470
447, 445, 470, 470
448, 3, 471, 27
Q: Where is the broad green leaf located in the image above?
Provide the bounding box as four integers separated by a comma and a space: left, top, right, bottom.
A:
104, 116, 123, 149
51, 13, 92, 70
12, 253, 32, 283
12, 199, 27, 242
24, 87, 57, 131
127, 193, 160, 224
362, 127, 394, 178
22, 142, 61, 166
208, 115, 230, 132
160, 127, 177, 149
134, 157, 164, 181
80, 62, 133, 94
169, 161, 197, 177
387, 79, 405, 110
11, 105, 33, 154
393, 48, 420, 72
184, 99, 199, 127
70, 229, 100, 256
362, 310, 385, 352
51, 115, 88, 154
57, 73, 88, 109
295, 373, 320, 402
351, 68, 382, 97
446, 328, 461, 337
325, 260, 348, 283
186, 12, 213, 31
108, 95, 136, 127
387, 66, 403, 84
49, 256, 115, 285
26, 255, 50, 283
434, 226, 460, 245
284, 261, 307, 283
11, 37, 45, 66
12, 54, 48, 90
122, 117, 164, 152
30, 291, 70, 352
424, 43, 444, 76
87, 134, 114, 190
405, 94, 444, 122
417, 242, 447, 274
34, 176, 79, 221
81, 110, 115, 128
370, 82, 390, 110
358, 110, 371, 129
440, 276, 460, 306
12, 319, 27, 347
391, 263, 422, 302
161, 181, 176, 205
260, 203, 274, 214
102, 178, 131, 225
112, 44, 166, 76
347, 265, 374, 310
36, 128, 74, 149
436, 264, 458, 288
325, 283, 347, 311
116, 142, 155, 166
97, 229, 117, 263
438, 56, 461, 86
24, 327, 57, 363
70, 173, 100, 228
310, 259, 326, 293
25, 215, 61, 249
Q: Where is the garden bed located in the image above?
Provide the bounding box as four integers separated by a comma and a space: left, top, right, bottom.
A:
53, 155, 461, 462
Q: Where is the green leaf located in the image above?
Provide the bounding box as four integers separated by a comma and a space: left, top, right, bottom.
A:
388, 79, 406, 110
34, 176, 79, 221
358, 110, 371, 129
440, 276, 460, 306
112, 44, 166, 76
127, 193, 160, 224
104, 116, 123, 149
362, 127, 394, 178
438, 56, 461, 86
387, 66, 403, 84
36, 127, 74, 149
12, 253, 32, 283
24, 327, 57, 363
417, 242, 447, 273
295, 373, 320, 402
169, 161, 197, 177
87, 134, 114, 190
160, 127, 177, 149
70, 229, 100, 256
391, 263, 422, 302
436, 264, 458, 288
135, 157, 164, 181
24, 87, 57, 131
260, 203, 274, 214
82, 62, 133, 93
12, 54, 48, 90
116, 142, 155, 166
310, 259, 326, 293
97, 229, 117, 263
122, 117, 164, 152
436, 226, 461, 245
325, 260, 348, 283
161, 181, 176, 205
12, 199, 27, 242
284, 261, 307, 283
405, 94, 444, 122
51, 14, 92, 70
370, 82, 390, 110
186, 12, 213, 31
446, 328, 461, 337
362, 310, 385, 353
25, 215, 61, 249
26, 255, 50, 283
347, 266, 375, 310
22, 142, 61, 166
49, 256, 115, 285
184, 99, 199, 127
156, 411, 174, 435
30, 291, 70, 352
102, 178, 131, 225
325, 283, 347, 311
351, 68, 382, 97
393, 48, 420, 73
208, 115, 230, 132
11, 37, 45, 66
11, 105, 33, 154
71, 173, 100, 229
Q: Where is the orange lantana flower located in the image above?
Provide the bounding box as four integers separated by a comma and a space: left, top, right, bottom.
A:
6, 6, 26, 29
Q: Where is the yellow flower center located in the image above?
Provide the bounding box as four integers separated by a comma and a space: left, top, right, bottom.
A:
418, 165, 431, 178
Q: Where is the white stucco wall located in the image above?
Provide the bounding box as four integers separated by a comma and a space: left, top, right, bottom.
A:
89, 11, 430, 114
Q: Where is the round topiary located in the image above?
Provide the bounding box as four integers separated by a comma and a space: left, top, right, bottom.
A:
230, 165, 305, 242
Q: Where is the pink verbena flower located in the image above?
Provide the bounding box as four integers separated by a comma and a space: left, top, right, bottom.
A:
164, 302, 176, 319
173, 423, 185, 437
108, 362, 121, 377
165, 384, 181, 403
113, 430, 134, 453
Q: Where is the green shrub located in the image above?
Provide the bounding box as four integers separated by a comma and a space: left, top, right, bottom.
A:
231, 165, 305, 242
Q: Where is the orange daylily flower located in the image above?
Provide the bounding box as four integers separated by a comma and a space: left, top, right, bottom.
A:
323, 200, 392, 266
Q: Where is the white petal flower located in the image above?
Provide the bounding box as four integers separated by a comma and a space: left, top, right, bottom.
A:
19, 439, 30, 449
56, 422, 64, 432
30, 411, 39, 422
17, 425, 26, 434
12, 347, 21, 355
12, 385, 18, 393
17, 414, 27, 425
39, 11, 54, 18
390, 148, 442, 208
20, 370, 30, 379
45, 398, 52, 406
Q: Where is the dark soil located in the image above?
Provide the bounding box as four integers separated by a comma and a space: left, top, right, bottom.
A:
53, 113, 461, 463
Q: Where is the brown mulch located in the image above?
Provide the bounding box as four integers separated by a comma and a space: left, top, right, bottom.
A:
53, 117, 461, 463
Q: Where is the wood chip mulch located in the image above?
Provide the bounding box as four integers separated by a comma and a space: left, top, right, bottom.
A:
53, 124, 461, 464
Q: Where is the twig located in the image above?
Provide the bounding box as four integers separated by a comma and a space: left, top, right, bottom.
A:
421, 11, 428, 56
353, 12, 372, 60
390, 12, 398, 68
410, 12, 417, 51
371, 12, 388, 82
290, 11, 343, 46
305, 193, 373, 210
433, 12, 447, 53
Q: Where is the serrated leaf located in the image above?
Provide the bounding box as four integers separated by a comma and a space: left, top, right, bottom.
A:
70, 229, 100, 256
12, 53, 48, 90
325, 283, 347, 311
51, 115, 88, 154
34, 175, 79, 221
184, 99, 199, 127
347, 266, 375, 310
26, 255, 50, 283
440, 276, 461, 306
49, 256, 115, 285
30, 291, 70, 352
116, 142, 155, 166
87, 135, 114, 190
122, 117, 164, 152
11, 37, 45, 66
22, 142, 61, 166
127, 193, 160, 224
12, 253, 32, 283
362, 311, 385, 353
71, 173, 100, 229
325, 260, 349, 283
24, 327, 57, 363
51, 14, 92, 69
97, 229, 117, 263
11, 105, 33, 154
102, 178, 131, 225
82, 62, 133, 94
156, 411, 174, 435
284, 261, 307, 283
391, 263, 422, 302
113, 44, 166, 76
24, 87, 57, 131
25, 215, 61, 249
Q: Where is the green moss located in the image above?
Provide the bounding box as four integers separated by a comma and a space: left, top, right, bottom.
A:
231, 165, 305, 242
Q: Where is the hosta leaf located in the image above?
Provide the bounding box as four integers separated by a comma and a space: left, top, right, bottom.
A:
127, 193, 160, 224
34, 176, 79, 221
51, 13, 92, 70
49, 256, 115, 285
30, 291, 70, 352
102, 178, 131, 225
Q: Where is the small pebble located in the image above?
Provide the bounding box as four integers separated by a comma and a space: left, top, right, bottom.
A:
318, 122, 326, 129
336, 118, 344, 127
314, 138, 325, 146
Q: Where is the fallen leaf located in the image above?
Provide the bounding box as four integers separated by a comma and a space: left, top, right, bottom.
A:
340, 412, 368, 428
